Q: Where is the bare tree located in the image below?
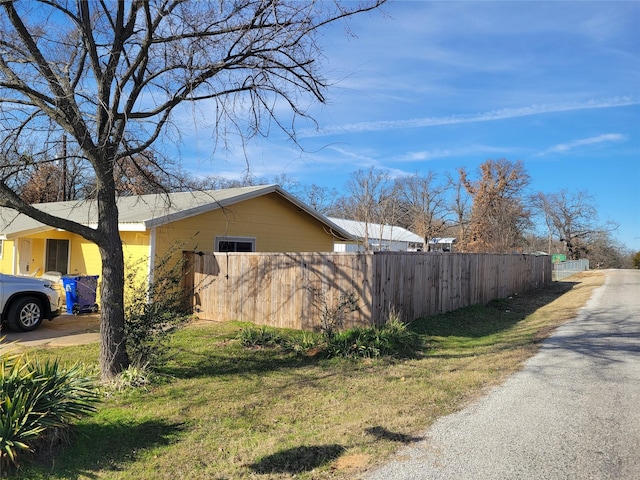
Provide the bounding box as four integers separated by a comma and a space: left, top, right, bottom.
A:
586, 230, 627, 268
395, 172, 449, 251
339, 167, 396, 251
19, 162, 64, 204
0, 0, 384, 379
530, 190, 617, 260
445, 170, 472, 251
295, 183, 339, 215
460, 159, 532, 253
18, 138, 99, 203
81, 151, 175, 197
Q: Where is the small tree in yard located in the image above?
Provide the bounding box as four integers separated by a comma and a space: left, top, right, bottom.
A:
311, 288, 359, 339
0, 0, 385, 379
123, 245, 193, 369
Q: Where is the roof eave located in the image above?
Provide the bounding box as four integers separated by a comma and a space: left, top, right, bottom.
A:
3, 225, 56, 240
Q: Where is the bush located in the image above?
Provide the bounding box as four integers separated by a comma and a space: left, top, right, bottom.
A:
124, 245, 193, 368
325, 317, 422, 359
237, 304, 423, 360
106, 364, 153, 393
0, 348, 98, 471
311, 289, 359, 339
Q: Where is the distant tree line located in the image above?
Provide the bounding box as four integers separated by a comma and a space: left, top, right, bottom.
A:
15, 150, 630, 268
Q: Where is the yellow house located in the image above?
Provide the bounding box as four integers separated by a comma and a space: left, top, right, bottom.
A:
0, 185, 351, 304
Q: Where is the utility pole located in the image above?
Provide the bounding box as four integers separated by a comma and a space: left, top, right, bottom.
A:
61, 135, 67, 201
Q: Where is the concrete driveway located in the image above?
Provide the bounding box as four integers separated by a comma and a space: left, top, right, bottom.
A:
1, 313, 100, 350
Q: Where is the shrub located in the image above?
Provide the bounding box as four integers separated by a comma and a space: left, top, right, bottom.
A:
106, 364, 153, 393
325, 313, 422, 359
290, 331, 321, 353
237, 302, 422, 360
311, 289, 359, 339
0, 348, 98, 471
124, 244, 193, 368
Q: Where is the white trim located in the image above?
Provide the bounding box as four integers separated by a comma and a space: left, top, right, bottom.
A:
83, 223, 147, 232
12, 241, 17, 275
148, 227, 157, 289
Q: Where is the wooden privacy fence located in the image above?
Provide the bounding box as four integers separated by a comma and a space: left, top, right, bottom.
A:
182, 251, 552, 331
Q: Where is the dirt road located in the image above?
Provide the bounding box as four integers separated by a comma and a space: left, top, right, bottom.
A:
366, 269, 640, 479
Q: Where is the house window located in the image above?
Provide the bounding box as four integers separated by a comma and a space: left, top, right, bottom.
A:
0, 239, 3, 259
215, 236, 255, 253
45, 239, 70, 275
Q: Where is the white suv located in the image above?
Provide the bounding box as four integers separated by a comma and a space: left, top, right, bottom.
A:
0, 273, 61, 332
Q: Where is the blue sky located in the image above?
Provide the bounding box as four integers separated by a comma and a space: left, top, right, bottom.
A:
178, 1, 640, 251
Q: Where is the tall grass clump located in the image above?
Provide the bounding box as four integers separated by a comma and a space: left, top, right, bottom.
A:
238, 325, 287, 348
325, 306, 422, 359
124, 244, 194, 369
0, 347, 98, 473
238, 325, 321, 354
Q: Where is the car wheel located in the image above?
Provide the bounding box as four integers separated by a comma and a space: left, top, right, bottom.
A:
8, 296, 44, 332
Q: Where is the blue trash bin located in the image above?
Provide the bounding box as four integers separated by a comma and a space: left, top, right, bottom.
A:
62, 275, 99, 314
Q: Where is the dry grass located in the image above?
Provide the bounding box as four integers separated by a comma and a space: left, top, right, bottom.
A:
18, 271, 604, 479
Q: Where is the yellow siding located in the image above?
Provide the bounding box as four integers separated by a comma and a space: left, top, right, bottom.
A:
122, 231, 152, 287
0, 239, 15, 273
154, 192, 335, 259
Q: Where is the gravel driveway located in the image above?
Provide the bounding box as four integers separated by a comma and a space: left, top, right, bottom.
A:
365, 269, 640, 479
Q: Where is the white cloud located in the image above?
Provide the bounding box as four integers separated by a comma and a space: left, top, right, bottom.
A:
299, 97, 639, 138
538, 133, 627, 156
401, 144, 515, 163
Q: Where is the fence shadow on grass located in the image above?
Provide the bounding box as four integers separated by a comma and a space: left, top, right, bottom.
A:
249, 444, 346, 475
21, 419, 186, 478
408, 281, 579, 353
159, 342, 323, 379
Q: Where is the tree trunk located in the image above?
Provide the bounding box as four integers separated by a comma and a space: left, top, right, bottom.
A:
96, 187, 130, 380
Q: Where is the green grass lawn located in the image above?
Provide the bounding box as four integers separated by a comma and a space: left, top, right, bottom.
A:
15, 272, 603, 479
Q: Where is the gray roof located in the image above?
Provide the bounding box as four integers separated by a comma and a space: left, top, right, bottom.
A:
0, 185, 352, 240
327, 217, 424, 244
